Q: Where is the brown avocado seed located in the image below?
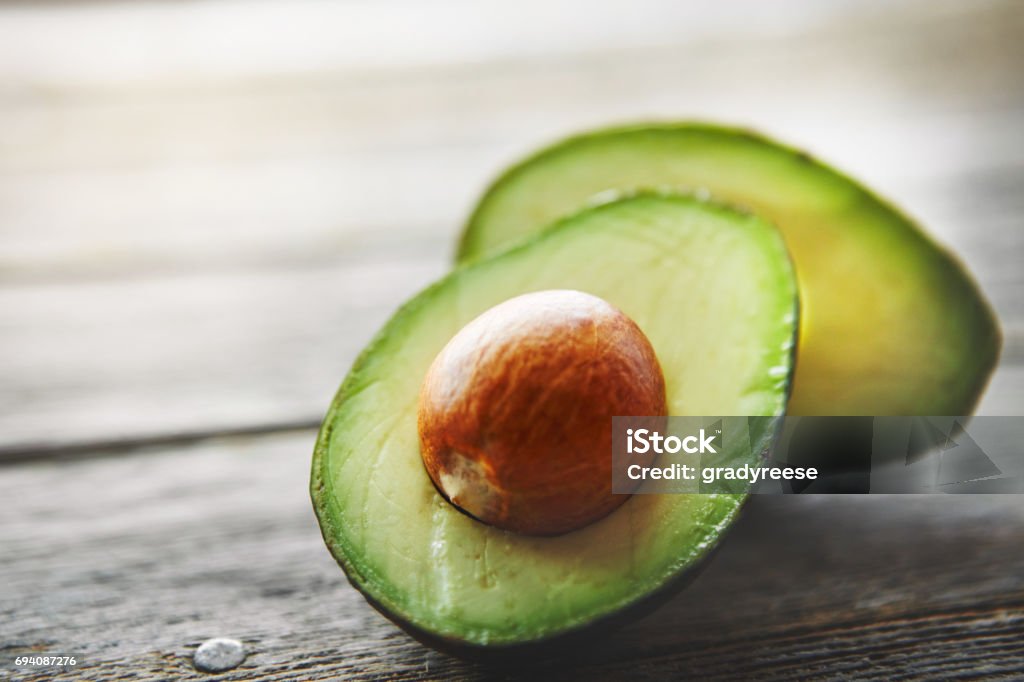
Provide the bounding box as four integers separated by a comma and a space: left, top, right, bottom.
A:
417, 289, 667, 536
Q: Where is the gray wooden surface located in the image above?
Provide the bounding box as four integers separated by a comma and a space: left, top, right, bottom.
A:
2, 0, 1023, 679
4, 433, 1024, 680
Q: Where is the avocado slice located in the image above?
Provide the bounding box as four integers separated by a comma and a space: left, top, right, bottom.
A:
458, 124, 1000, 416
312, 194, 798, 650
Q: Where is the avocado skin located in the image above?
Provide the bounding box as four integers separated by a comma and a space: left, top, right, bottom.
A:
458, 122, 1001, 417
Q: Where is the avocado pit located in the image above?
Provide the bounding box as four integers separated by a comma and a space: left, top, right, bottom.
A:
417, 289, 667, 535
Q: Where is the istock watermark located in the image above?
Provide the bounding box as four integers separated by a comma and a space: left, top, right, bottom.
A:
626, 427, 718, 454
612, 416, 1024, 494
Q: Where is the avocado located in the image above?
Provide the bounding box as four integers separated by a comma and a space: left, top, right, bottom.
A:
312, 194, 798, 650
458, 123, 1000, 416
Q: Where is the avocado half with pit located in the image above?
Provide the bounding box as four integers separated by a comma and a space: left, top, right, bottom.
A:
458, 123, 1001, 416
312, 195, 798, 651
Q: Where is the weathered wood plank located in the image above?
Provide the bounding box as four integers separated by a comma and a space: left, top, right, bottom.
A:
1, 0, 1021, 282
2, 432, 1023, 680
0, 257, 445, 452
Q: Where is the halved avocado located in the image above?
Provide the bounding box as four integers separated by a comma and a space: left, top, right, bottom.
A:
312, 194, 798, 651
458, 123, 1000, 416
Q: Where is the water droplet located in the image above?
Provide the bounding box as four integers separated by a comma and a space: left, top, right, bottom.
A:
193, 638, 246, 673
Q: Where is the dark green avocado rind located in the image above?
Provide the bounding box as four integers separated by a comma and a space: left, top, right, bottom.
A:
312, 193, 797, 650
458, 122, 1001, 416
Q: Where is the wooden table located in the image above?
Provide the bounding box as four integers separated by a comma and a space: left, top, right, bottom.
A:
2, 1, 1023, 679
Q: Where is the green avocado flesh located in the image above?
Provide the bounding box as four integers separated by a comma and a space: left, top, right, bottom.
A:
312, 195, 797, 647
459, 124, 1000, 416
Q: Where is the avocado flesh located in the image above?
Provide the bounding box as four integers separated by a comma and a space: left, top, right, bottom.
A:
312, 195, 798, 647
459, 124, 1000, 416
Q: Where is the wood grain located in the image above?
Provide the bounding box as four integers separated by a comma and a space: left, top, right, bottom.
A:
2, 432, 1024, 680
0, 257, 444, 452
